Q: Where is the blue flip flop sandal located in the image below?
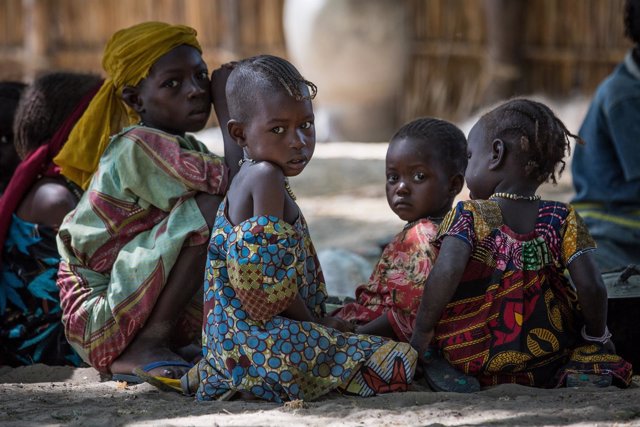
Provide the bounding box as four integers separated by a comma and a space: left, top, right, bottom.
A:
422, 349, 481, 393
111, 360, 194, 384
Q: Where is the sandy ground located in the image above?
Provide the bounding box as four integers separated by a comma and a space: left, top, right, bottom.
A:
2, 96, 639, 426
1, 365, 638, 426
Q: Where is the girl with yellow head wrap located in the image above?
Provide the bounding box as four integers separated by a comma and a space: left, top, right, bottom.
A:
55, 21, 239, 382
54, 21, 202, 190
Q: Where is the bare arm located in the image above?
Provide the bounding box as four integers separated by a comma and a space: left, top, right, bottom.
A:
16, 179, 77, 230
410, 236, 471, 360
281, 293, 315, 322
280, 296, 353, 332
236, 159, 353, 331
251, 163, 286, 219
355, 314, 396, 339
245, 164, 319, 324
211, 64, 242, 181
568, 251, 614, 352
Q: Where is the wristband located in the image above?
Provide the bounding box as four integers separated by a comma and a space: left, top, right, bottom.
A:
580, 325, 612, 344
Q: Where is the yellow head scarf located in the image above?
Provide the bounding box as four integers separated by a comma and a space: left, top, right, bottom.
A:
54, 21, 202, 189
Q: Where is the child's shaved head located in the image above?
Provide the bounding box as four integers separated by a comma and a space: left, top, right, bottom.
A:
227, 55, 316, 123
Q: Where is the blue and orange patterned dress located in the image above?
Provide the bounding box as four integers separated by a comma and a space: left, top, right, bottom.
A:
197, 200, 417, 402
433, 200, 632, 387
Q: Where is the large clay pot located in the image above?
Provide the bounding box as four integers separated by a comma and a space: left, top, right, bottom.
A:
284, 0, 409, 142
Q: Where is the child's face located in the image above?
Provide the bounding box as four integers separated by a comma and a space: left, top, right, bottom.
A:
465, 120, 496, 200
135, 45, 211, 135
385, 136, 454, 222
241, 88, 315, 177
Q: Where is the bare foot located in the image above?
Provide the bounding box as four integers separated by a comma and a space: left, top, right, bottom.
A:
110, 345, 191, 378
232, 391, 263, 401
175, 343, 202, 365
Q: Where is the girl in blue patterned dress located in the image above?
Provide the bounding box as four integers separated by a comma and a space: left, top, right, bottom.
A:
0, 73, 100, 366
195, 55, 417, 402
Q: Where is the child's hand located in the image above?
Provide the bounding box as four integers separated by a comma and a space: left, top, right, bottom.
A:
211, 62, 243, 177
210, 62, 236, 107
316, 316, 355, 333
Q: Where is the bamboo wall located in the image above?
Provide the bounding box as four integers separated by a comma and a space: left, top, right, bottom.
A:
0, 0, 633, 122
405, 0, 631, 120
0, 0, 286, 80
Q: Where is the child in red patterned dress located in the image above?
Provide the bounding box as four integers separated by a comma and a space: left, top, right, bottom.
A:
333, 118, 467, 343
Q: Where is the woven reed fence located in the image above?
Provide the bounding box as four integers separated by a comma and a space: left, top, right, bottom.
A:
0, 0, 632, 122
0, 0, 286, 79
405, 0, 631, 120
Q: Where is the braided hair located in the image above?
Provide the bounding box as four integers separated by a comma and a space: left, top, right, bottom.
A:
227, 55, 317, 122
625, 0, 640, 44
483, 98, 579, 184
13, 72, 102, 159
392, 117, 468, 177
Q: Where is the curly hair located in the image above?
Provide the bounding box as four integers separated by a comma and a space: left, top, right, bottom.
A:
391, 117, 468, 177
227, 55, 317, 123
483, 98, 579, 184
13, 72, 102, 159
625, 0, 640, 44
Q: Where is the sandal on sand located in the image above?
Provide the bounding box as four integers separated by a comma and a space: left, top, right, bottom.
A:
137, 364, 238, 401
111, 360, 193, 385
565, 373, 613, 388
132, 364, 196, 395
423, 349, 480, 393
180, 364, 200, 396
132, 368, 184, 393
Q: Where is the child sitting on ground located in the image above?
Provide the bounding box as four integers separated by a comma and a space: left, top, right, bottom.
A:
194, 55, 417, 402
55, 22, 241, 382
0, 72, 101, 366
410, 98, 633, 390
333, 118, 466, 343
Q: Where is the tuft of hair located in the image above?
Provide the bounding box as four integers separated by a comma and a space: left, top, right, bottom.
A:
13, 72, 102, 159
483, 98, 579, 184
625, 0, 640, 44
391, 117, 468, 177
227, 54, 317, 122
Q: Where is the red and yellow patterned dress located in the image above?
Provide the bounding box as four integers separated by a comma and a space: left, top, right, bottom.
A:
433, 200, 632, 387
333, 218, 438, 342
